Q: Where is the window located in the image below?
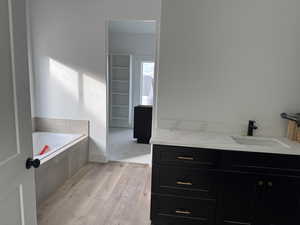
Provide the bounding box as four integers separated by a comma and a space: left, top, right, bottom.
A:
141, 62, 155, 105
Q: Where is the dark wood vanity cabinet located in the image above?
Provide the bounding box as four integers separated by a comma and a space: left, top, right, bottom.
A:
151, 145, 300, 225
218, 173, 260, 225
219, 175, 300, 225
263, 176, 300, 225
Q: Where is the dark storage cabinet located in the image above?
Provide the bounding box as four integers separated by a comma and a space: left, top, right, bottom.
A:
151, 145, 300, 225
133, 105, 152, 143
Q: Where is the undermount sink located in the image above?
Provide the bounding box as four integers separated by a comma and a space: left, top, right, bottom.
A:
232, 136, 290, 148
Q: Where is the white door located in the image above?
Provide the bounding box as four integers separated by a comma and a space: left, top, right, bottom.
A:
0, 0, 38, 224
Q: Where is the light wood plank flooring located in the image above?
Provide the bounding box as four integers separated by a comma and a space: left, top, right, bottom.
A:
37, 162, 152, 225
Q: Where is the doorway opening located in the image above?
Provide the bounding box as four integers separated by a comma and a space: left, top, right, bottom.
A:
107, 20, 158, 164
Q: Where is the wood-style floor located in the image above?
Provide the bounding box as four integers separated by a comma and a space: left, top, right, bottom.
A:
37, 162, 152, 225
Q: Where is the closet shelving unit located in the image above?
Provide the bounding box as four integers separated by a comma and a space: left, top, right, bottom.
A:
109, 54, 132, 128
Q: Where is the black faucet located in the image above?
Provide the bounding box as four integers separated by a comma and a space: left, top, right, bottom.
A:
247, 120, 258, 136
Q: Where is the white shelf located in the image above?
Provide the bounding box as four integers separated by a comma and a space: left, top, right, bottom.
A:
112, 105, 129, 108
109, 54, 132, 128
111, 117, 128, 120
112, 66, 129, 69
111, 79, 129, 83
112, 92, 129, 96
112, 104, 128, 108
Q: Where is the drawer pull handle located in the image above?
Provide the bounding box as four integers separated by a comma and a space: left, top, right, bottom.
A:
175, 210, 192, 215
176, 181, 193, 186
177, 156, 194, 161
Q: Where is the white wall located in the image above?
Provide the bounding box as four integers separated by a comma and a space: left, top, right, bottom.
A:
156, 0, 300, 137
28, 0, 161, 162
109, 32, 157, 56
109, 32, 157, 117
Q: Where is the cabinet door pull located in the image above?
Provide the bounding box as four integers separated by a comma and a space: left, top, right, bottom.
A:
177, 156, 194, 161
176, 181, 193, 186
267, 181, 273, 187
175, 210, 191, 215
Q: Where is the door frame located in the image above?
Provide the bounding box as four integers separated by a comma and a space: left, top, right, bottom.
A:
105, 20, 160, 161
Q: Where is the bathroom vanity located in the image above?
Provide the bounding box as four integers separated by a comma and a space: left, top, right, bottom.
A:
150, 130, 300, 225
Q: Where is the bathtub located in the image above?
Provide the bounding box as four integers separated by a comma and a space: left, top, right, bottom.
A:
33, 132, 89, 205
32, 132, 86, 164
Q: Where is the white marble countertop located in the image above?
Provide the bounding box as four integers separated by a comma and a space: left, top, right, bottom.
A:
151, 129, 300, 156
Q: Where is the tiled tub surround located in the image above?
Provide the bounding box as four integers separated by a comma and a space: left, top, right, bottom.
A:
35, 138, 89, 205
33, 118, 89, 205
33, 117, 89, 135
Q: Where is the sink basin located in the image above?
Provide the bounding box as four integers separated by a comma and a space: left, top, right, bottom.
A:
232, 136, 290, 148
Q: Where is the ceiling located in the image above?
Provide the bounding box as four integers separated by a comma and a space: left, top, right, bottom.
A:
109, 20, 156, 34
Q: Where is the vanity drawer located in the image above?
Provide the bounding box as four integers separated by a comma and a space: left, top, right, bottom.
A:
153, 145, 219, 168
151, 215, 211, 225
151, 194, 216, 225
222, 151, 300, 175
152, 165, 218, 199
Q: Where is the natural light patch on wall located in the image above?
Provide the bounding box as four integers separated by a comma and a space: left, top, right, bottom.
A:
83, 74, 106, 119
49, 58, 79, 100
82, 73, 107, 161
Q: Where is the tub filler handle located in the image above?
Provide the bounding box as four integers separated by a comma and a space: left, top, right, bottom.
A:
26, 158, 40, 169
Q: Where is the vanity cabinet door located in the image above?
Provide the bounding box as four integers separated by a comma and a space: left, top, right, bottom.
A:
263, 176, 300, 225
217, 173, 262, 225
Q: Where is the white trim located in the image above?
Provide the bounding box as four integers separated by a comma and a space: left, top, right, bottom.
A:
105, 20, 110, 162
19, 185, 25, 225
8, 0, 21, 155
25, 0, 35, 116
152, 20, 161, 134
